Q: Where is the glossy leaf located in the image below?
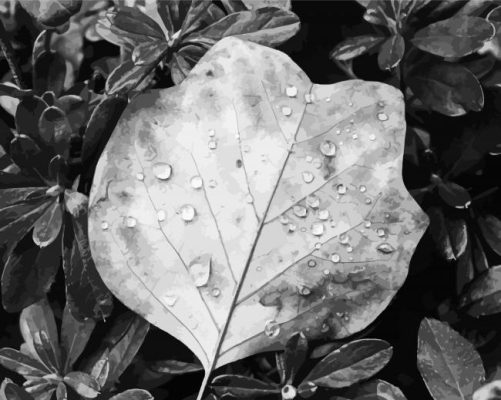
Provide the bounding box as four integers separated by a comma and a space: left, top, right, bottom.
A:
63, 372, 100, 398
2, 380, 34, 400
412, 16, 494, 58
460, 265, 501, 317
149, 360, 203, 375
33, 52, 67, 97
427, 207, 467, 261
346, 378, 407, 400
478, 215, 501, 256
417, 318, 485, 400
132, 41, 169, 66
33, 201, 63, 248
109, 6, 165, 40
88, 37, 428, 377
0, 348, 49, 377
437, 181, 471, 209
63, 191, 113, 320
473, 380, 501, 400
330, 35, 385, 61
60, 304, 96, 373
304, 339, 392, 388
407, 62, 483, 116
211, 374, 280, 398
108, 390, 153, 400
281, 332, 308, 384
378, 34, 404, 70
19, 0, 82, 27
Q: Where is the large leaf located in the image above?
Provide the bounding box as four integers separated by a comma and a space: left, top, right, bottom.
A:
303, 339, 393, 388
417, 318, 485, 400
411, 16, 495, 58
88, 37, 428, 380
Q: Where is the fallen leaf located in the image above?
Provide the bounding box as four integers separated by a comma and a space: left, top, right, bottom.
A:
88, 37, 428, 388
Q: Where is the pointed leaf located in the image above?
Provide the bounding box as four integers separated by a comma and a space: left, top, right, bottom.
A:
108, 390, 153, 400
412, 16, 495, 57
88, 37, 428, 376
0, 348, 49, 377
90, 354, 110, 388
63, 372, 100, 399
417, 318, 485, 400
304, 339, 392, 388
460, 265, 501, 317
60, 304, 96, 373
407, 61, 483, 116
211, 374, 280, 398
330, 35, 385, 61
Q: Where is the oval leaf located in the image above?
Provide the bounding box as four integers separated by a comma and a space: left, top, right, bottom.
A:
88, 37, 428, 375
460, 265, 501, 317
304, 339, 393, 388
478, 215, 501, 256
345, 379, 407, 400
417, 318, 485, 400
378, 34, 404, 70
0, 348, 49, 377
330, 35, 385, 61
150, 360, 203, 375
412, 16, 495, 57
108, 389, 153, 400
407, 62, 483, 116
63, 372, 100, 399
211, 374, 280, 398
33, 201, 63, 248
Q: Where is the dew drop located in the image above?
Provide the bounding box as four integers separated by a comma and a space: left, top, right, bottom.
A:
314, 242, 321, 249
293, 205, 308, 218
325, 97, 331, 102
352, 133, 358, 140
348, 101, 353, 107
321, 322, 330, 333
208, 129, 215, 137
377, 112, 388, 121
336, 311, 345, 317
164, 295, 177, 307
331, 253, 340, 263
336, 129, 341, 135
299, 286, 311, 296
286, 86, 298, 97
377, 243, 395, 254
305, 155, 313, 163
208, 179, 217, 188
320, 140, 336, 157
345, 127, 351, 133
378, 101, 385, 107
377, 228, 386, 237
208, 140, 217, 150
330, 220, 336, 227
126, 216, 136, 228
280, 214, 289, 225
311, 223, 324, 236
190, 176, 203, 189
365, 198, 372, 204
256, 266, 262, 272
306, 195, 320, 209
339, 233, 350, 244
211, 288, 220, 297
304, 93, 313, 103
323, 269, 330, 276
101, 221, 109, 230
307, 259, 317, 268
180, 204, 196, 222
246, 194, 254, 204
282, 106, 292, 116
364, 220, 372, 228
136, 172, 145, 181
288, 223, 297, 232
359, 185, 367, 193
369, 133, 376, 141
157, 210, 166, 222
346, 246, 353, 253
153, 163, 172, 180
336, 184, 347, 195
302, 171, 314, 183
189, 255, 211, 287
264, 320, 280, 338
318, 209, 330, 220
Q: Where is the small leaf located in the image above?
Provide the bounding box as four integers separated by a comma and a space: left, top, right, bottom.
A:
19, 0, 82, 27
33, 51, 67, 97
304, 339, 393, 388
0, 348, 49, 377
9, 135, 42, 169
460, 265, 501, 317
105, 61, 154, 96
427, 207, 467, 261
60, 304, 96, 373
282, 332, 308, 384
412, 16, 495, 57
149, 360, 203, 375
310, 342, 343, 359
90, 354, 110, 388
437, 181, 471, 209
417, 318, 485, 400
63, 372, 100, 399
345, 379, 407, 400
2, 380, 34, 400
407, 61, 483, 116
56, 382, 67, 400
378, 34, 405, 70
38, 106, 72, 154
132, 41, 169, 66
211, 374, 280, 398
33, 201, 63, 248
108, 389, 153, 400
0, 84, 33, 99
330, 35, 385, 61
14, 96, 48, 142
478, 215, 501, 256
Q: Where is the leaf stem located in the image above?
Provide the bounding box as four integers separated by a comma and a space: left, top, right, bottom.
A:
0, 18, 26, 89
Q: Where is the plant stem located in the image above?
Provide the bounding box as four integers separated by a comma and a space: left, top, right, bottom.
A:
0, 18, 25, 89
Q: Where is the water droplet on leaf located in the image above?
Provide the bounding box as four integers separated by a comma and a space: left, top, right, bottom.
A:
164, 295, 177, 307
320, 140, 336, 157
190, 176, 203, 189
377, 112, 388, 121
136, 172, 144, 181
126, 217, 136, 228
299, 286, 311, 296
264, 320, 280, 338
331, 253, 340, 263
311, 223, 324, 236
286, 86, 298, 97
208, 140, 217, 150
308, 259, 317, 268
369, 134, 376, 141
157, 210, 166, 221
180, 205, 196, 222
293, 205, 308, 218
318, 209, 330, 220
337, 184, 347, 194
377, 228, 386, 237
288, 223, 297, 232
208, 129, 215, 137
280, 214, 289, 225
377, 243, 395, 254
101, 221, 109, 230
282, 385, 297, 400
302, 171, 314, 183
153, 163, 172, 180
282, 106, 292, 116
306, 195, 320, 209
211, 288, 220, 297
359, 185, 367, 193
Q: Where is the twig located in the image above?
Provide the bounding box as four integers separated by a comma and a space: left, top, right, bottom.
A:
0, 18, 26, 89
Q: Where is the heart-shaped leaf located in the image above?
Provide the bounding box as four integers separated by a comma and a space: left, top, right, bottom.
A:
417, 318, 485, 400
88, 37, 428, 386
412, 16, 495, 58
303, 339, 392, 388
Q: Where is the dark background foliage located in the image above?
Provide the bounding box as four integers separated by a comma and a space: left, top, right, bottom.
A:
2, 1, 501, 400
